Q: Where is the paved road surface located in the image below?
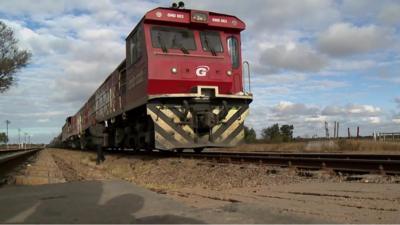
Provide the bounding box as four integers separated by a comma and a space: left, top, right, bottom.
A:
0, 180, 321, 223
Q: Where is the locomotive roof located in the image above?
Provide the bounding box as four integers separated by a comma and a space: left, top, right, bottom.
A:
144, 7, 246, 30
126, 7, 245, 41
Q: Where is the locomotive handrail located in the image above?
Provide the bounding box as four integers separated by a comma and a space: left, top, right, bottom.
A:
243, 61, 251, 93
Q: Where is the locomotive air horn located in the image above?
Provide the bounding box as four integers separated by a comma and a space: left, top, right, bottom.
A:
178, 1, 185, 9
171, 2, 178, 8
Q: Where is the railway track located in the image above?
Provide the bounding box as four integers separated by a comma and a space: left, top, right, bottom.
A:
174, 151, 400, 175
0, 148, 43, 180
61, 147, 400, 175
0, 148, 43, 164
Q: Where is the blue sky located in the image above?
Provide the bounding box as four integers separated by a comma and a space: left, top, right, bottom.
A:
0, 0, 399, 143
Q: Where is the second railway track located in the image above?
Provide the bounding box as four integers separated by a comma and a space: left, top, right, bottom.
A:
103, 149, 400, 175
0, 148, 43, 164
60, 147, 400, 175
0, 148, 44, 182
175, 151, 400, 175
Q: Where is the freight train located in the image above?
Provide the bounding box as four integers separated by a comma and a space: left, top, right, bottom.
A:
59, 2, 252, 152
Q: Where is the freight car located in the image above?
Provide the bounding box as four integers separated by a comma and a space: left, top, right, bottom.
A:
60, 2, 252, 152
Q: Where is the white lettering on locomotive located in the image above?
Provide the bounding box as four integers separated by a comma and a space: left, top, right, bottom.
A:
212, 18, 228, 23
195, 66, 210, 77
167, 13, 184, 19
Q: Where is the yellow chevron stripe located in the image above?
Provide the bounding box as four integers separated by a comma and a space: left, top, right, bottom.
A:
216, 108, 249, 143
230, 130, 245, 146
147, 108, 189, 144
160, 107, 195, 138
211, 107, 238, 134
155, 131, 175, 150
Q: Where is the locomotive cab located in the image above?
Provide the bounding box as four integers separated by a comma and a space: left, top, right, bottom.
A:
143, 9, 245, 96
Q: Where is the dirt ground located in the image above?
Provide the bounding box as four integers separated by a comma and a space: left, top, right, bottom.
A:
9, 148, 400, 223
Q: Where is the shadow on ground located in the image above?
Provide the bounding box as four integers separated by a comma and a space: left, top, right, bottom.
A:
0, 180, 203, 224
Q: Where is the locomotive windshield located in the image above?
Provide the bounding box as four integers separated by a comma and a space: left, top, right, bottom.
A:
200, 31, 223, 56
151, 26, 196, 53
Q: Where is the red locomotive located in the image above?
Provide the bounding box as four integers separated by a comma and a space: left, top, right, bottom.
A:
60, 2, 252, 152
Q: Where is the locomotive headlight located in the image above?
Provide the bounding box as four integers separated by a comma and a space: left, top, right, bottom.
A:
226, 70, 232, 76
171, 67, 178, 74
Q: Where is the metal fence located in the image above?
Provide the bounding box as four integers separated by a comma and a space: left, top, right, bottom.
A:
375, 132, 400, 142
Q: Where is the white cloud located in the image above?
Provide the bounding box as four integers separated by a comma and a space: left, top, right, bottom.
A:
259, 44, 327, 72
363, 116, 381, 124
305, 115, 328, 123
303, 80, 348, 90
271, 101, 319, 116
378, 3, 400, 25
317, 23, 394, 57
37, 118, 50, 123
188, 0, 340, 31
322, 104, 381, 116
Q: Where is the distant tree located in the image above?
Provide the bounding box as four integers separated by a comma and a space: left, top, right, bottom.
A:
244, 125, 256, 143
0, 132, 8, 143
280, 124, 294, 142
0, 21, 31, 93
262, 123, 281, 141
262, 123, 294, 142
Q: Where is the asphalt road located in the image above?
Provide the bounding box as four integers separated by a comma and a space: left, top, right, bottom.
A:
0, 180, 321, 223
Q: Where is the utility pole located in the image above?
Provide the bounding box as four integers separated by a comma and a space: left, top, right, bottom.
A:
348, 128, 351, 139
333, 121, 337, 139
325, 121, 329, 139
357, 126, 360, 138
336, 122, 339, 138
5, 120, 10, 149
24, 132, 28, 148
18, 128, 21, 149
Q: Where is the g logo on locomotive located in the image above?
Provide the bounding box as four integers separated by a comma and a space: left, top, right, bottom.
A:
195, 66, 210, 77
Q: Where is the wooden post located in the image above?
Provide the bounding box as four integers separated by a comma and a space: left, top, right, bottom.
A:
336, 122, 339, 138
357, 126, 360, 138
334, 122, 337, 139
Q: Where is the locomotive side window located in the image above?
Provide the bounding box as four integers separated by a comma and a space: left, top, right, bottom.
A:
151, 26, 196, 53
129, 26, 142, 65
227, 36, 239, 69
200, 31, 223, 55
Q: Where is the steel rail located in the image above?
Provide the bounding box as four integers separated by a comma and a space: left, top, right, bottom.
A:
183, 151, 400, 160
176, 152, 400, 175
0, 148, 43, 164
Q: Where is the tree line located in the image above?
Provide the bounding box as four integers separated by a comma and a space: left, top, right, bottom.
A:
0, 132, 8, 143
244, 123, 294, 143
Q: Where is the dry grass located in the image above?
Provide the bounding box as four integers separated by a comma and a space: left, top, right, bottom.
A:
225, 142, 307, 152
222, 140, 400, 153
337, 139, 400, 152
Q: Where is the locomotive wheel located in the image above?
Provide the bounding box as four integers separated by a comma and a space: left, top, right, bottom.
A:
193, 148, 204, 153
176, 149, 184, 153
